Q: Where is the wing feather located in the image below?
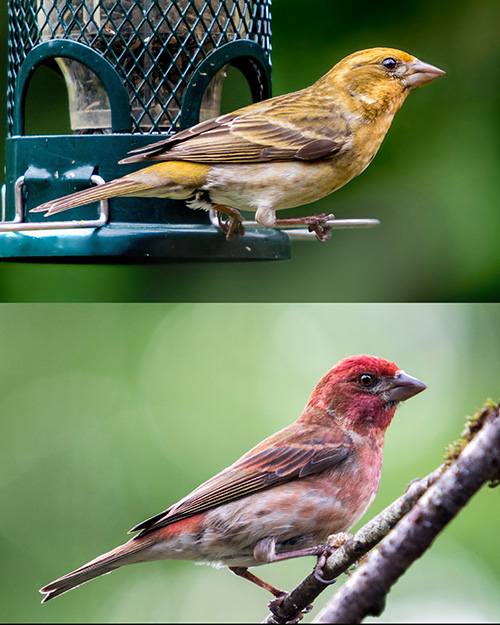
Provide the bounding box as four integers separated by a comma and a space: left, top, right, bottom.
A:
131, 426, 353, 537
120, 94, 350, 165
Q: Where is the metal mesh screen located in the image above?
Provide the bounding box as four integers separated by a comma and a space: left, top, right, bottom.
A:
7, 0, 272, 134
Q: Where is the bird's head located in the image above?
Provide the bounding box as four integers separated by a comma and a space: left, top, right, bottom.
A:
321, 47, 445, 117
299, 355, 426, 438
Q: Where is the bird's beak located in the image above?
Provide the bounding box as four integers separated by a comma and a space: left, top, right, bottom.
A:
403, 58, 446, 89
386, 370, 427, 402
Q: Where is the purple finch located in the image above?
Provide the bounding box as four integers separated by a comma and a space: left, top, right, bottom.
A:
40, 354, 426, 602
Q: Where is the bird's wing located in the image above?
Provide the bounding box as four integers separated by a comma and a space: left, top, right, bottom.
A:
120, 96, 350, 165
130, 425, 353, 537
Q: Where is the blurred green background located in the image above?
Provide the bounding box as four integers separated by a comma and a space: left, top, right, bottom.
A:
1, 0, 500, 301
1, 303, 499, 623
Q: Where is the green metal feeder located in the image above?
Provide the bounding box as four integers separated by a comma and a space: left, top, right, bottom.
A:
3, 0, 293, 261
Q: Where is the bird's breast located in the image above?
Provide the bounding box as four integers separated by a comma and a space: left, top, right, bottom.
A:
203, 158, 359, 213
349, 110, 397, 173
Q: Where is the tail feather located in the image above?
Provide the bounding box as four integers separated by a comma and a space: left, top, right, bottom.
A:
39, 539, 149, 602
30, 179, 149, 217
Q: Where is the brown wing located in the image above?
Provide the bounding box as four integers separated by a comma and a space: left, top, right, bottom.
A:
120, 92, 350, 165
131, 426, 353, 538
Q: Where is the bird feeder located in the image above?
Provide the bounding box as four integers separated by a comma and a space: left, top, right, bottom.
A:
2, 0, 294, 261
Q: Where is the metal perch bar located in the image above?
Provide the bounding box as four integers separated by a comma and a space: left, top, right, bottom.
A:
244, 218, 380, 240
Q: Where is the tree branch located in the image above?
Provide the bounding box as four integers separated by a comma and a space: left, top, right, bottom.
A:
314, 404, 500, 624
263, 467, 443, 623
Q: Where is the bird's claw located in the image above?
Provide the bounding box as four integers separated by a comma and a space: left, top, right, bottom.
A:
268, 593, 313, 624
312, 532, 354, 584
308, 223, 332, 242
313, 546, 338, 585
306, 213, 334, 242
216, 210, 246, 241
312, 531, 354, 582
273, 212, 334, 242
226, 218, 246, 241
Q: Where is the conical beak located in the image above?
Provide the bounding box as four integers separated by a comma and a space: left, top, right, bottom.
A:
403, 58, 446, 89
386, 370, 427, 402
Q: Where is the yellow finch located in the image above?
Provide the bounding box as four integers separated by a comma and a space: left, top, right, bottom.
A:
31, 48, 444, 241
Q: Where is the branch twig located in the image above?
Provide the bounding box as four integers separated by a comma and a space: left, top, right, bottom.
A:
314, 405, 500, 623
263, 467, 443, 623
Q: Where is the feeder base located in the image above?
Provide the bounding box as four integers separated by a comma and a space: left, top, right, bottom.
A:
0, 222, 291, 263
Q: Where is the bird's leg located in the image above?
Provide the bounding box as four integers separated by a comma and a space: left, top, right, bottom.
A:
231, 536, 352, 621
213, 203, 246, 241
250, 538, 316, 622
273, 213, 335, 242
254, 536, 330, 563
234, 539, 327, 595
252, 533, 353, 588
229, 535, 352, 604
228, 566, 286, 598
228, 566, 312, 623
227, 536, 326, 599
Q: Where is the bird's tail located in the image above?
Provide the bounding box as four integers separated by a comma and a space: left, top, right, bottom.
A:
30, 161, 209, 217
30, 178, 151, 217
39, 537, 151, 602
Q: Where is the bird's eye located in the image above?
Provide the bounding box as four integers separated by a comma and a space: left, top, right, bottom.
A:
358, 374, 375, 387
382, 57, 398, 70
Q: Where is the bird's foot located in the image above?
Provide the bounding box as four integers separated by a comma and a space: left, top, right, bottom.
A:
273, 213, 335, 242
213, 204, 246, 241
268, 594, 313, 624
313, 548, 337, 585
308, 221, 333, 243
313, 532, 352, 584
